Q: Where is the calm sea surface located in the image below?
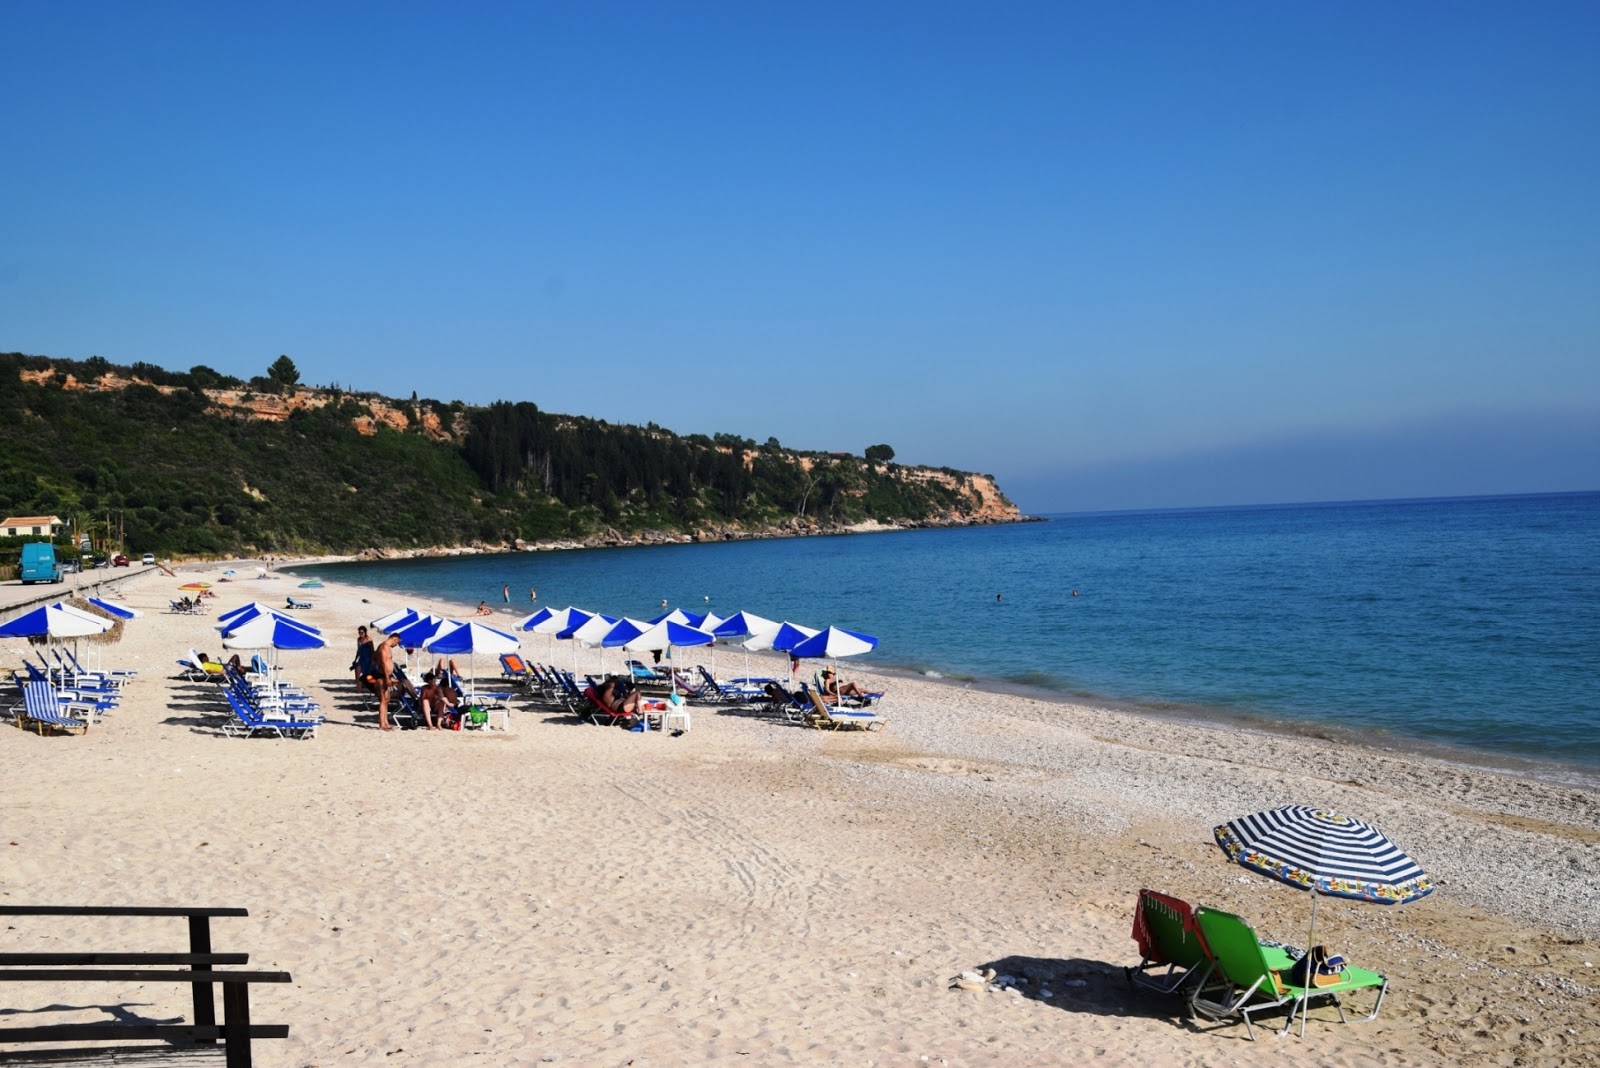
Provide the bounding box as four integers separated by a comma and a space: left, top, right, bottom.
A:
296, 492, 1600, 776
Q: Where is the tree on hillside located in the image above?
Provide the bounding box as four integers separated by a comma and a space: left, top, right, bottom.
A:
865, 443, 895, 464
267, 355, 300, 388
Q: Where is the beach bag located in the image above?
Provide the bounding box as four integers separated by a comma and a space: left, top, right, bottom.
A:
467, 705, 488, 726
1287, 945, 1345, 988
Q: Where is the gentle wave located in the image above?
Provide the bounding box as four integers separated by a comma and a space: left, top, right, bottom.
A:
297, 491, 1600, 771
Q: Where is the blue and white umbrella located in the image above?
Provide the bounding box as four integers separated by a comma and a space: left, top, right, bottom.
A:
392, 614, 448, 649
0, 603, 113, 640
766, 621, 820, 653
513, 606, 556, 631
623, 619, 715, 695
87, 596, 141, 620
425, 619, 520, 700
215, 603, 322, 636
710, 610, 779, 683
712, 611, 776, 642
216, 602, 286, 629
371, 606, 421, 632
788, 626, 878, 660
566, 613, 622, 676
221, 612, 325, 651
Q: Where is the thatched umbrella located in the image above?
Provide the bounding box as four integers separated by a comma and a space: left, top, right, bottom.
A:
54, 597, 126, 672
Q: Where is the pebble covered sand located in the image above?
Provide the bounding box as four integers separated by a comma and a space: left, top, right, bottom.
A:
3, 564, 1597, 1066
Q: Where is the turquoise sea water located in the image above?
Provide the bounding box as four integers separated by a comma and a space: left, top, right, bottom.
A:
296, 492, 1600, 775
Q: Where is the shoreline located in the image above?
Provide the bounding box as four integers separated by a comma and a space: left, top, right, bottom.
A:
4, 565, 1598, 1064
275, 555, 1600, 793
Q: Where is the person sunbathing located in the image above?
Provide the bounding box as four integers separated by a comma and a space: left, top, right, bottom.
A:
596, 675, 642, 727
820, 667, 868, 703
418, 670, 459, 730
475, 601, 494, 616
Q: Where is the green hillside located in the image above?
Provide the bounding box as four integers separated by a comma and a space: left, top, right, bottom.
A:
0, 352, 1014, 557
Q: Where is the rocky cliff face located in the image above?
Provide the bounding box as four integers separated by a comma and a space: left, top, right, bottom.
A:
20, 363, 1025, 525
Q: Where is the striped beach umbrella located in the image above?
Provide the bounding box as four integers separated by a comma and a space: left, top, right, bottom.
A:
1214, 806, 1432, 905
1214, 806, 1432, 982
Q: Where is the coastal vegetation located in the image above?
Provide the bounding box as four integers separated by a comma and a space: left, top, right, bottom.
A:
0, 352, 1016, 557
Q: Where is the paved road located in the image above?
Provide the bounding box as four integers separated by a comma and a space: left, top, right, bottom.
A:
0, 563, 162, 614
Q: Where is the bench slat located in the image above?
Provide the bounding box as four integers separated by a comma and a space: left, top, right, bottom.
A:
0, 955, 248, 967
0, 970, 289, 985
0, 1048, 229, 1066
0, 1026, 288, 1043
0, 909, 248, 919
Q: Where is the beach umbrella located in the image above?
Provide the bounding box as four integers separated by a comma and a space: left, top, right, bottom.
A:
529, 606, 588, 635
0, 603, 114, 680
425, 619, 520, 700
568, 613, 621, 675
215, 603, 322, 636
524, 606, 588, 665
765, 621, 821, 653
216, 601, 282, 627
712, 611, 776, 641
648, 608, 695, 626
220, 611, 324, 678
750, 621, 818, 678
623, 620, 715, 695
220, 612, 325, 652
298, 579, 324, 589
1214, 805, 1432, 1024
87, 596, 141, 620
371, 606, 420, 632
59, 598, 126, 669
713, 610, 778, 682
599, 617, 649, 648
392, 613, 449, 651
0, 603, 113, 640
178, 582, 211, 592
513, 606, 556, 631
788, 626, 878, 660
598, 616, 653, 693
789, 626, 879, 698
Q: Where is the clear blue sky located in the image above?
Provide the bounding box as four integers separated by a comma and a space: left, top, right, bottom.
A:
4, 2, 1597, 512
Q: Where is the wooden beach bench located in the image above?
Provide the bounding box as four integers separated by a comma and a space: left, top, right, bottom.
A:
0, 906, 291, 1067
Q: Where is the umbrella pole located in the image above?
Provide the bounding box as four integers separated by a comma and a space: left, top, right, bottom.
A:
1302, 887, 1321, 1038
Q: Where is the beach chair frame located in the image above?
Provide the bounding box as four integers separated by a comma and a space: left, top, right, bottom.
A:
1188, 907, 1388, 1040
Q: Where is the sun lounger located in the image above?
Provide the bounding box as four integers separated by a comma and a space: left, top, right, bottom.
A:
812, 671, 884, 708
285, 596, 313, 610
759, 682, 810, 722
221, 687, 321, 739
15, 680, 93, 735
22, 661, 118, 713
1126, 889, 1215, 993
625, 659, 667, 681
1188, 907, 1388, 1040
803, 686, 885, 731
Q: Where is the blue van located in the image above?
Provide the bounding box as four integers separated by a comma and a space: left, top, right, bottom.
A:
19, 543, 61, 584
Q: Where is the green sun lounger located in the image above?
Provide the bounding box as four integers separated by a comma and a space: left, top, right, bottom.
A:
1189, 907, 1388, 1040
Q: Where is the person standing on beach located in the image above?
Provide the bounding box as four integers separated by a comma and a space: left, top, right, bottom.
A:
352, 626, 376, 692
374, 634, 401, 731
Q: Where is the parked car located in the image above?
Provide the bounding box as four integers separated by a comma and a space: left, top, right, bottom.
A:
111, 554, 130, 567
141, 553, 156, 565
92, 557, 108, 570
60, 559, 82, 575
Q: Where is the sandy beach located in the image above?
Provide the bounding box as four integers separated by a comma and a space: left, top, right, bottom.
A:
3, 565, 1597, 1067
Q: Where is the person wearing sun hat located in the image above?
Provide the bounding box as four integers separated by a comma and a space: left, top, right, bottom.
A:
820, 666, 867, 703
